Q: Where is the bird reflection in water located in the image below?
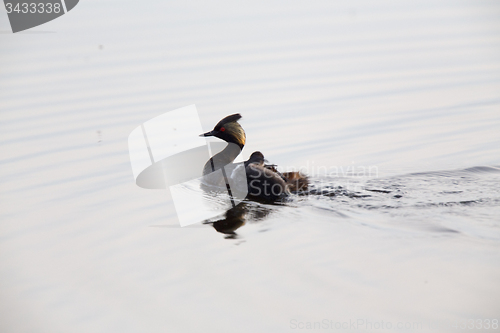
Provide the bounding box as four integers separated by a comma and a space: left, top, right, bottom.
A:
204, 202, 274, 238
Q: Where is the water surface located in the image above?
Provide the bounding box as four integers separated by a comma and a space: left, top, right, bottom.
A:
1, 0, 500, 332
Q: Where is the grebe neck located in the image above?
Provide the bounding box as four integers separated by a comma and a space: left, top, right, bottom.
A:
203, 142, 243, 175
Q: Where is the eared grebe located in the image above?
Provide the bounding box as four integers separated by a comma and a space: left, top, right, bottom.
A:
200, 114, 308, 202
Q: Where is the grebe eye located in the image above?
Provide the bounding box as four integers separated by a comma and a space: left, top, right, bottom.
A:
220, 127, 225, 132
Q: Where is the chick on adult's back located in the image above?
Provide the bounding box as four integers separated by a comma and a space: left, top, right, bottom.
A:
200, 114, 307, 202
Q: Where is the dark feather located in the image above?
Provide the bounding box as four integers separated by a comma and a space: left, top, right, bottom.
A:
215, 113, 242, 129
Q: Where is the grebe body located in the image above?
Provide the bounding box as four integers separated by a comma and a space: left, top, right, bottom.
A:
200, 114, 307, 202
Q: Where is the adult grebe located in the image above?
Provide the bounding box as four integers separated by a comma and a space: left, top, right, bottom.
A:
200, 114, 308, 202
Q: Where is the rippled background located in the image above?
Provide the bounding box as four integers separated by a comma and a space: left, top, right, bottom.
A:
1, 0, 500, 332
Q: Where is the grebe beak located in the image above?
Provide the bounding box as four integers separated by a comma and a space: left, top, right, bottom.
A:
200, 130, 216, 137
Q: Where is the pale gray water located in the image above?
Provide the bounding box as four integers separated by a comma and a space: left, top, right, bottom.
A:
1, 0, 500, 332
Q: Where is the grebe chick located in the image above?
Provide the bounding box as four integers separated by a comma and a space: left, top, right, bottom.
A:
200, 114, 308, 202
244, 151, 290, 201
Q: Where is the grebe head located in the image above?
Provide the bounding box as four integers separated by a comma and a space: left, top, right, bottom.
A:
200, 113, 246, 149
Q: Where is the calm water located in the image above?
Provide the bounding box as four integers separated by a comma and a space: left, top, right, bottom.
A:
1, 0, 500, 332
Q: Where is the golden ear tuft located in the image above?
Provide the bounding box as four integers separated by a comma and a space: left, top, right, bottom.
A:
224, 122, 246, 146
